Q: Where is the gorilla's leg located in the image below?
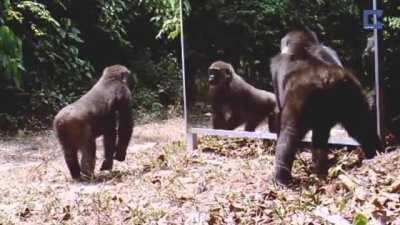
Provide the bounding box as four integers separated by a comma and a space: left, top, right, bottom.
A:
339, 89, 381, 158
62, 144, 80, 180
101, 115, 116, 170
268, 112, 280, 134
80, 137, 96, 179
244, 117, 263, 132
211, 107, 228, 129
56, 127, 81, 180
311, 125, 332, 176
244, 123, 257, 132
274, 107, 307, 185
225, 114, 243, 130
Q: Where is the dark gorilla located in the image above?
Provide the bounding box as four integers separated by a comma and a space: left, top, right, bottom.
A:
302, 29, 343, 67
208, 61, 278, 132
270, 30, 382, 185
54, 65, 134, 180
307, 44, 343, 67
274, 29, 343, 110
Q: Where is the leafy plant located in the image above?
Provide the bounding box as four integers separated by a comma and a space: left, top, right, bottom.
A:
352, 212, 368, 225
99, 0, 131, 47
0, 25, 24, 88
144, 0, 190, 40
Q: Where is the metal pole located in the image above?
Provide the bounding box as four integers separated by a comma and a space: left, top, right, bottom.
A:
373, 0, 382, 139
179, 0, 197, 151
179, 0, 188, 132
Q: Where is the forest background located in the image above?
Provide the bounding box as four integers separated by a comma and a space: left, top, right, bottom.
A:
0, 0, 399, 134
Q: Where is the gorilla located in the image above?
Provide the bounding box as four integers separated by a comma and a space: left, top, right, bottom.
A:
208, 61, 278, 132
54, 65, 134, 180
274, 29, 343, 110
302, 28, 343, 67
270, 30, 382, 185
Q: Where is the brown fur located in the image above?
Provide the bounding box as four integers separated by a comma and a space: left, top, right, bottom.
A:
270, 30, 381, 185
54, 65, 134, 180
208, 61, 278, 132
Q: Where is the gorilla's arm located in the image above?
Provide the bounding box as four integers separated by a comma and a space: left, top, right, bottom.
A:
211, 102, 227, 129
100, 112, 117, 170
270, 54, 292, 110
114, 89, 133, 161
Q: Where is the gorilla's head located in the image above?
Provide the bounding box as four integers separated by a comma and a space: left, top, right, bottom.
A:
208, 61, 234, 86
280, 30, 319, 55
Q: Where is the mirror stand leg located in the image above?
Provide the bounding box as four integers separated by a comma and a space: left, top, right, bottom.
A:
186, 132, 198, 152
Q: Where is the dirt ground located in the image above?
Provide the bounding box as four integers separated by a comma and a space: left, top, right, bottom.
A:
0, 117, 400, 225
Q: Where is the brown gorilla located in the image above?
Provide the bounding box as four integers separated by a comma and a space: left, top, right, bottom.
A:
208, 61, 278, 132
273, 29, 343, 111
270, 30, 382, 185
300, 28, 343, 67
54, 65, 134, 180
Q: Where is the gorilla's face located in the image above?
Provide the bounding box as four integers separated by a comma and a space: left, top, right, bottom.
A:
208, 61, 233, 86
208, 68, 224, 85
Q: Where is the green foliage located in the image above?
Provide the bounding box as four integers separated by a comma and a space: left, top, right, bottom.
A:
184, 0, 400, 109
352, 212, 368, 225
0, 0, 181, 133
380, 0, 400, 101
0, 25, 24, 88
0, 1, 94, 110
1, 0, 397, 133
99, 0, 130, 47
135, 53, 182, 120
15, 1, 60, 28
144, 0, 190, 40
385, 17, 400, 29
0, 0, 24, 89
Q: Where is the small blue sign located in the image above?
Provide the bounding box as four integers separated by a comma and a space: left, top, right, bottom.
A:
363, 10, 383, 30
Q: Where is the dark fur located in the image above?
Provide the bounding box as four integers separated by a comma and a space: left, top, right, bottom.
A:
308, 44, 343, 67
209, 61, 278, 132
54, 65, 134, 180
303, 29, 343, 67
270, 30, 382, 185
274, 29, 343, 110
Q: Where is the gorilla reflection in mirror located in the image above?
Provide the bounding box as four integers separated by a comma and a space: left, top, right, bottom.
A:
208, 61, 278, 132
